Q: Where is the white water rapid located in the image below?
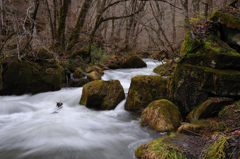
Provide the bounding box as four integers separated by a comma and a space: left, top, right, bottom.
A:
0, 59, 165, 159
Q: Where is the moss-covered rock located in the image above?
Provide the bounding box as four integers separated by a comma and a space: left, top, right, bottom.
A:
153, 60, 176, 76
140, 99, 181, 132
135, 133, 190, 159
70, 50, 89, 58
36, 48, 54, 59
121, 55, 147, 68
210, 5, 240, 30
0, 59, 62, 95
186, 97, 234, 122
169, 63, 240, 116
85, 66, 104, 75
87, 71, 102, 81
125, 75, 167, 111
80, 80, 125, 110
73, 67, 85, 78
180, 31, 240, 70
218, 100, 240, 128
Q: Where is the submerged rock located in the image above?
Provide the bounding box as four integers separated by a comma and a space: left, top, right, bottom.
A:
121, 55, 147, 68
125, 75, 167, 111
140, 99, 181, 132
80, 80, 125, 110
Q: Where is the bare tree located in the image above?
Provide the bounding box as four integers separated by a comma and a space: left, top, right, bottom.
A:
86, 0, 146, 62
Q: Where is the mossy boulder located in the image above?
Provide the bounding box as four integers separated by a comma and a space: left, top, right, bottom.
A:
73, 67, 85, 78
87, 71, 102, 81
0, 60, 62, 95
69, 78, 88, 87
140, 99, 181, 132
153, 60, 176, 76
36, 48, 53, 59
169, 63, 240, 116
85, 66, 104, 75
218, 100, 240, 128
135, 134, 191, 159
121, 55, 147, 68
180, 31, 240, 70
186, 97, 234, 122
80, 80, 125, 110
125, 75, 167, 111
69, 50, 88, 58
210, 5, 240, 52
210, 5, 240, 30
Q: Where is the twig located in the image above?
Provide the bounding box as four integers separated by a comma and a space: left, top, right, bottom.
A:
224, 127, 240, 134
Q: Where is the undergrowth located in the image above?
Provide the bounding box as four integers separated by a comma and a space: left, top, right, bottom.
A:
201, 134, 228, 159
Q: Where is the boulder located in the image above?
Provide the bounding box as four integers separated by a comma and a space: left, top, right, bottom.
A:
73, 67, 85, 78
69, 50, 88, 58
135, 134, 192, 159
121, 55, 147, 68
180, 34, 240, 70
102, 56, 121, 69
169, 63, 240, 116
140, 99, 181, 132
80, 80, 125, 110
153, 60, 176, 76
0, 59, 62, 95
125, 75, 167, 111
69, 78, 88, 87
85, 66, 104, 75
186, 97, 234, 122
218, 100, 240, 128
36, 48, 53, 59
87, 71, 102, 81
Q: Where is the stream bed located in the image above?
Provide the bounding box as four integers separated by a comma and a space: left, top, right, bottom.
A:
0, 59, 164, 159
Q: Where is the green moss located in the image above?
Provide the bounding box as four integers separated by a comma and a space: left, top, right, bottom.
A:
121, 55, 147, 68
210, 7, 240, 30
70, 50, 89, 58
180, 30, 201, 56
125, 75, 168, 111
201, 134, 228, 159
140, 99, 181, 132
135, 135, 187, 159
186, 97, 233, 122
80, 80, 125, 110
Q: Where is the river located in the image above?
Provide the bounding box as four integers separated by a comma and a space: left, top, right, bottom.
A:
0, 59, 165, 159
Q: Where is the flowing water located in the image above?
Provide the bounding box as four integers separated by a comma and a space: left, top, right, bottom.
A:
0, 59, 165, 159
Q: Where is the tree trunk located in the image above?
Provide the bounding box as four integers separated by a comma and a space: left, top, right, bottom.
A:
57, 0, 69, 47
172, 0, 177, 43
69, 0, 93, 47
45, 0, 54, 41
192, 0, 200, 17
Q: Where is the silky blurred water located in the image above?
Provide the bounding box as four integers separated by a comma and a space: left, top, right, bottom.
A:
0, 59, 163, 159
